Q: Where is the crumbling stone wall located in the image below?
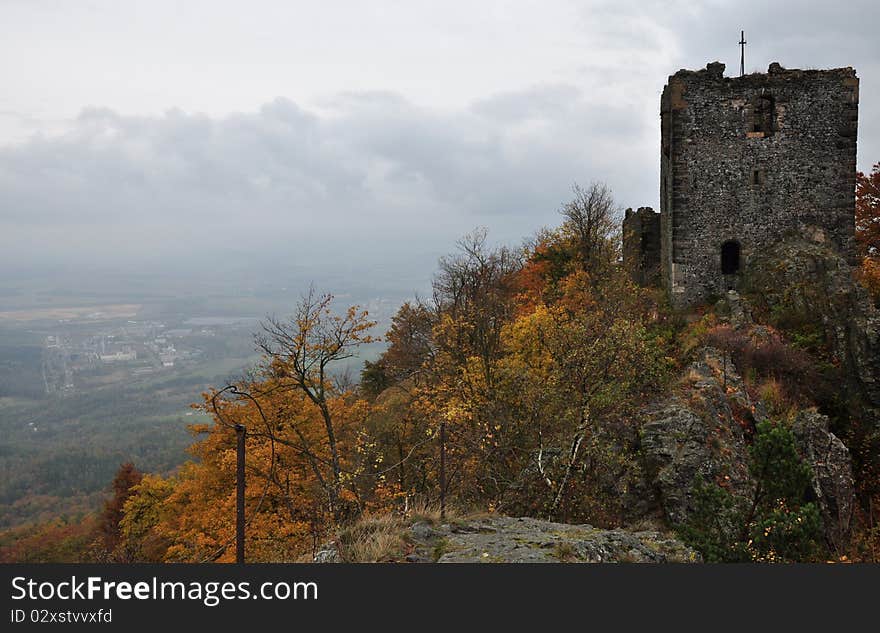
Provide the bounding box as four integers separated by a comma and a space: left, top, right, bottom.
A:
659, 61, 859, 308
623, 206, 660, 286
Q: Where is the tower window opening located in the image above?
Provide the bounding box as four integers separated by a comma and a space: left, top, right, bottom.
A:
748, 94, 775, 137
721, 241, 741, 275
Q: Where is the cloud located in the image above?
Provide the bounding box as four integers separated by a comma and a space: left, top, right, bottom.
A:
0, 0, 877, 282
0, 85, 654, 273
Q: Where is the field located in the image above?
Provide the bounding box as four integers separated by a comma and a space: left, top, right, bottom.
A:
0, 304, 142, 323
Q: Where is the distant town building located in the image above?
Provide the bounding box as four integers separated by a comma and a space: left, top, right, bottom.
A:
100, 350, 137, 363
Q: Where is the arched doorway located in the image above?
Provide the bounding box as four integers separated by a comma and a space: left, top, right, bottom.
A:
721, 240, 741, 275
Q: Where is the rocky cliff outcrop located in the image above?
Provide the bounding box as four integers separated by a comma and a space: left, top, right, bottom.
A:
640, 347, 757, 526
317, 515, 700, 563
792, 410, 855, 552
743, 235, 880, 415
638, 346, 854, 550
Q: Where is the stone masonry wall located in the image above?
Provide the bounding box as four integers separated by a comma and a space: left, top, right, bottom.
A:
623, 206, 661, 286
659, 61, 859, 308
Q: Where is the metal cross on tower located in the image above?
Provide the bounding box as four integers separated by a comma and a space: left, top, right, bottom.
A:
739, 30, 747, 77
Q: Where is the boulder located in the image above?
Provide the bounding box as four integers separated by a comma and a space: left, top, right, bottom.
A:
640, 347, 756, 526
432, 516, 699, 563
792, 410, 855, 552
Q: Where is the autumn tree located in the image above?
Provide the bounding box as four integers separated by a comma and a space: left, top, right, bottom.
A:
424, 230, 525, 503
514, 228, 576, 309
117, 474, 175, 562
360, 301, 435, 399
0, 517, 98, 563
381, 301, 436, 385
856, 163, 880, 301
359, 301, 439, 503
116, 381, 379, 563
856, 162, 880, 257
432, 228, 522, 392
559, 182, 620, 278
374, 220, 672, 518
107, 290, 385, 562
256, 287, 377, 518
96, 462, 142, 560
126, 399, 334, 563
497, 268, 670, 521
363, 385, 436, 501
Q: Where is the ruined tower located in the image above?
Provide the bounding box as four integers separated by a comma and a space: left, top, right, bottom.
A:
623, 206, 661, 286
649, 60, 859, 308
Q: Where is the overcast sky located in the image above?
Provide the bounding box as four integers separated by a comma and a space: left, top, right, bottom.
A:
1, 0, 878, 290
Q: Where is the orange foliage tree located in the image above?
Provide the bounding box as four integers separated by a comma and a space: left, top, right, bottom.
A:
117, 289, 395, 561
358, 189, 671, 522
856, 162, 880, 300
96, 462, 142, 560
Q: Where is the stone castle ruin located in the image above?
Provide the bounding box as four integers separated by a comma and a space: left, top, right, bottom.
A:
624, 61, 859, 308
